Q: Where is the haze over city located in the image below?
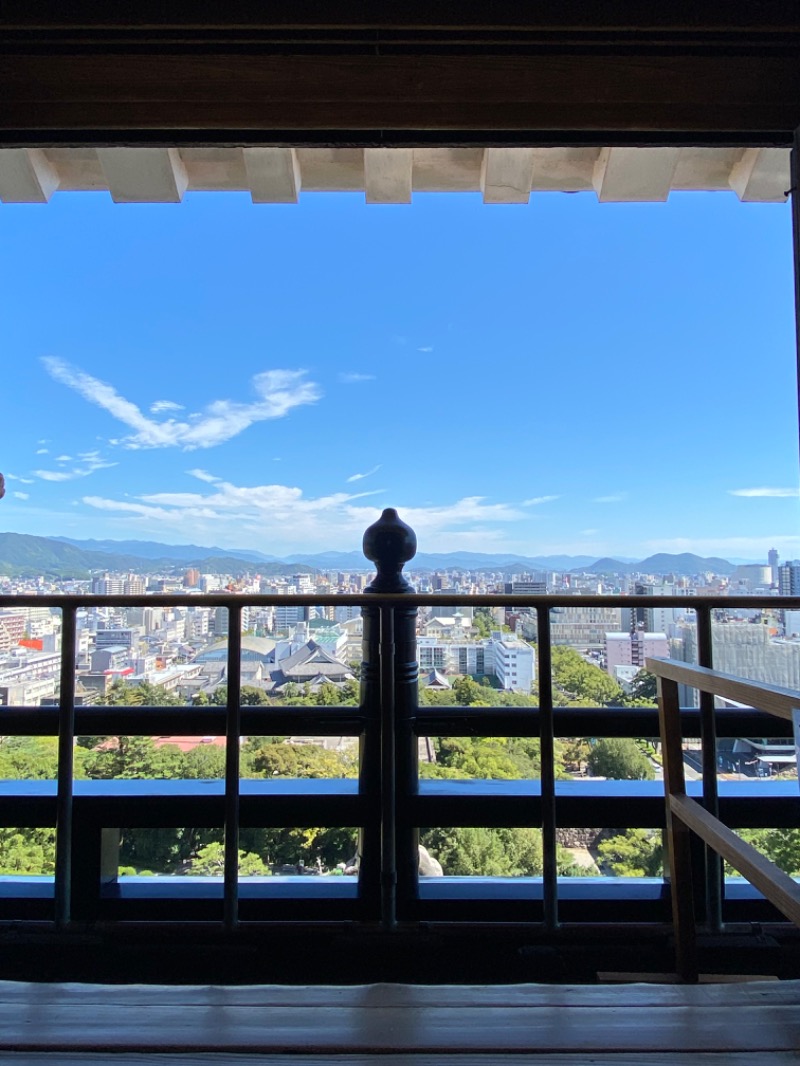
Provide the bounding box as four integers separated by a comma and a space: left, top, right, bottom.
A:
1, 190, 797, 560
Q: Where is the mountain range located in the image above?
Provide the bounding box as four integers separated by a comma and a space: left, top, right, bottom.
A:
0, 532, 754, 579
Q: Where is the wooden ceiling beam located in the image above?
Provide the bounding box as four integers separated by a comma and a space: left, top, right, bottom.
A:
2, 52, 800, 141
2, 1, 799, 35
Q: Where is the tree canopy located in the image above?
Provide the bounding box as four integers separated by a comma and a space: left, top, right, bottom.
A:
586, 738, 655, 781
551, 646, 624, 706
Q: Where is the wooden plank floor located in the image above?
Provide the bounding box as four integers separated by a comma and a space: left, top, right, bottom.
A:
1, 981, 799, 1063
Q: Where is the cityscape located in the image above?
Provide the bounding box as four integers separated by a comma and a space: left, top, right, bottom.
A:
1, 178, 797, 888
2, 531, 799, 883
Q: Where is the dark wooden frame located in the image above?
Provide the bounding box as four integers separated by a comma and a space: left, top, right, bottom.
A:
2, 3, 800, 141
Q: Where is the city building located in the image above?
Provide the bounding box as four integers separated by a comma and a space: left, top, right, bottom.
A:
779, 561, 800, 596
0, 612, 25, 652
605, 631, 669, 680
491, 632, 535, 691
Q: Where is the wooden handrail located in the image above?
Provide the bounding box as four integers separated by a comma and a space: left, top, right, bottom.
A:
646, 659, 800, 723
646, 656, 800, 982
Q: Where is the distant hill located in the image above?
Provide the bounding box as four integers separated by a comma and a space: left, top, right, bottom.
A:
577, 552, 737, 577
47, 541, 606, 573
285, 550, 603, 571
1, 532, 743, 580
577, 557, 631, 574
0, 532, 153, 578
0, 533, 313, 579
53, 536, 278, 564
637, 552, 737, 576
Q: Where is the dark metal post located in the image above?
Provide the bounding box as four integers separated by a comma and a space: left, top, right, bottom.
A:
223, 603, 242, 931
792, 127, 800, 467
55, 607, 76, 928
536, 605, 558, 931
363, 508, 418, 930
696, 606, 721, 932
358, 599, 383, 919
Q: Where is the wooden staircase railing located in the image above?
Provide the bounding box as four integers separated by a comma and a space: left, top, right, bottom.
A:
647, 657, 800, 981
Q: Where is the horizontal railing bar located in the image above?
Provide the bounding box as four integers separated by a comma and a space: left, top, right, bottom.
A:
3, 592, 800, 609
2, 779, 796, 829
648, 658, 800, 722
412, 779, 800, 829
0, 707, 367, 737
1, 705, 792, 738
670, 793, 800, 927
413, 706, 795, 738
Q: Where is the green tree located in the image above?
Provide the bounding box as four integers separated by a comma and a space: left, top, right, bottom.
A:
0, 826, 56, 875
431, 736, 543, 780
551, 646, 623, 705
241, 685, 272, 705
106, 680, 183, 707
597, 829, 663, 877
243, 826, 358, 870
314, 682, 342, 706
421, 826, 544, 876
247, 742, 356, 779
586, 738, 655, 780
620, 669, 658, 706
734, 828, 800, 877
187, 841, 271, 877
84, 736, 184, 779
0, 736, 63, 780
472, 608, 494, 639
120, 826, 215, 873
182, 743, 226, 779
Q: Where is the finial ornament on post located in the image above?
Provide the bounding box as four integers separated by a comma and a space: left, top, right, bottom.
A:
363, 507, 417, 593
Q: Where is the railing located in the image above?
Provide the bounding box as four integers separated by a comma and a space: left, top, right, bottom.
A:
650, 658, 800, 980
0, 508, 799, 950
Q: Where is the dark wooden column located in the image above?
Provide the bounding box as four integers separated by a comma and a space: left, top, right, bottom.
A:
361, 508, 418, 929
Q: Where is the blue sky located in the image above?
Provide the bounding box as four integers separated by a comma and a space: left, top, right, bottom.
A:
1, 189, 798, 561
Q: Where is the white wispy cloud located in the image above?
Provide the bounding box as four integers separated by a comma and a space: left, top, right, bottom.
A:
728, 487, 800, 498
33, 452, 117, 482
13, 492, 29, 500
4, 474, 34, 484
42, 357, 322, 451
346, 464, 381, 483
35, 470, 82, 482
417, 346, 434, 353
81, 484, 528, 554
56, 454, 72, 462
187, 469, 222, 484
339, 372, 376, 384
593, 493, 628, 504
35, 448, 48, 455
523, 495, 559, 506
581, 528, 599, 536
150, 400, 185, 413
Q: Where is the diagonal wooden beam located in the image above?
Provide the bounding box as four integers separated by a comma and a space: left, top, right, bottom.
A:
0, 148, 59, 202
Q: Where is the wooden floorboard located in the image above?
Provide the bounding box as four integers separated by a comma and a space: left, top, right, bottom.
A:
1, 980, 797, 1007
0, 981, 798, 1060
5, 1056, 800, 1065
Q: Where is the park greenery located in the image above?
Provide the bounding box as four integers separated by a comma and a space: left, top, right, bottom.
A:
2, 659, 797, 882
